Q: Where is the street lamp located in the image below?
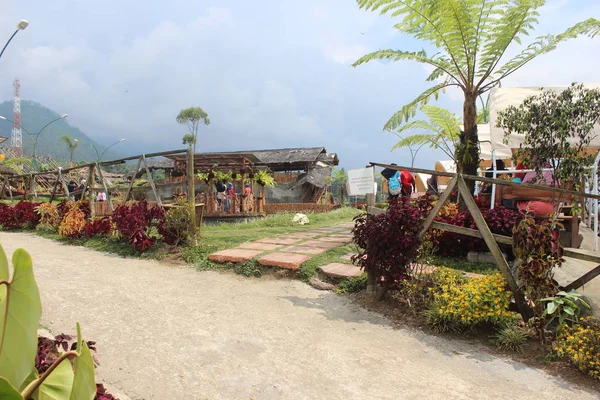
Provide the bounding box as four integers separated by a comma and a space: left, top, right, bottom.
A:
0, 113, 68, 170
90, 138, 126, 163
0, 20, 29, 60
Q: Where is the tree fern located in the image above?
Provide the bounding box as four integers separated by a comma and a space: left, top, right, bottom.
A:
355, 0, 600, 187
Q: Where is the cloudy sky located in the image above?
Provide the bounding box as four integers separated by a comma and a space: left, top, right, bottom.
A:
0, 0, 598, 168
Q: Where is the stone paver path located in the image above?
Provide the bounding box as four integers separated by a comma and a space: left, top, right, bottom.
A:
320, 263, 363, 279
208, 223, 356, 271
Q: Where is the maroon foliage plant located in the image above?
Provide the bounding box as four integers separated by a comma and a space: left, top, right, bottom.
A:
352, 198, 424, 295
111, 200, 165, 251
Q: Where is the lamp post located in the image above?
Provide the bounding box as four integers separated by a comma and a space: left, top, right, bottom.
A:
90, 138, 126, 164
0, 20, 29, 60
0, 113, 68, 170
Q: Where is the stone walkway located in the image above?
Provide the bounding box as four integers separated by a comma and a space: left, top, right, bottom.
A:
208, 222, 362, 277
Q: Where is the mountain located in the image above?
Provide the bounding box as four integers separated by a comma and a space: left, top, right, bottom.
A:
0, 100, 121, 162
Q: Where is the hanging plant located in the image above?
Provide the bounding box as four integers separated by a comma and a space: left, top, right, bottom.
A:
208, 172, 215, 181
253, 170, 276, 187
196, 172, 209, 184
232, 172, 238, 180
248, 171, 255, 179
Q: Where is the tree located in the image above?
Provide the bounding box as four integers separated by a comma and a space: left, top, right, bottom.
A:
331, 168, 348, 205
353, 0, 600, 193
391, 105, 461, 164
59, 135, 79, 165
182, 133, 196, 148
176, 107, 210, 154
497, 83, 600, 193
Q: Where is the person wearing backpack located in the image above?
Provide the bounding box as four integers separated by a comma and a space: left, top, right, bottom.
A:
381, 164, 403, 200
400, 170, 416, 197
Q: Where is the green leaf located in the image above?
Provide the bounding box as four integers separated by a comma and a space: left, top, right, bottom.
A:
70, 323, 96, 400
0, 245, 8, 282
0, 248, 42, 390
563, 306, 575, 315
35, 359, 74, 400
0, 377, 23, 400
546, 301, 557, 315
556, 291, 569, 297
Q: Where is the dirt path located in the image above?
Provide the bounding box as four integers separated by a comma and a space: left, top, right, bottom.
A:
2, 232, 597, 400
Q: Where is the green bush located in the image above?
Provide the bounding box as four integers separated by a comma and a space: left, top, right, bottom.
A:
493, 325, 530, 353
233, 260, 263, 277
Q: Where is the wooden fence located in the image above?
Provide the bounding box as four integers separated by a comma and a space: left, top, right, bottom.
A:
368, 162, 600, 320
264, 203, 334, 214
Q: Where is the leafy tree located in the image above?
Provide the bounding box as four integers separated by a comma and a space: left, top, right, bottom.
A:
60, 135, 79, 165
392, 105, 461, 163
331, 168, 348, 205
176, 107, 210, 153
354, 0, 600, 193
182, 133, 196, 148
497, 83, 600, 192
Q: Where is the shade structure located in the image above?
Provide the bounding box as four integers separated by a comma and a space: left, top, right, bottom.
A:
435, 160, 455, 190
476, 124, 512, 160
488, 84, 600, 152
414, 173, 431, 193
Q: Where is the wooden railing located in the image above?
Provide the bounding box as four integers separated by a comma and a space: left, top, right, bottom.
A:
368, 162, 600, 320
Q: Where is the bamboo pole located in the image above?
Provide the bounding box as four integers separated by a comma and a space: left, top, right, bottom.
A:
96, 164, 114, 212
186, 147, 197, 244
123, 157, 143, 205
88, 164, 95, 218
141, 155, 162, 207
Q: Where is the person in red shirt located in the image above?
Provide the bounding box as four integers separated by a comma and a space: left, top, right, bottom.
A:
400, 170, 416, 197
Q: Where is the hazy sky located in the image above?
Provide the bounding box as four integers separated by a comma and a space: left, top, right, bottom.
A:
0, 0, 598, 168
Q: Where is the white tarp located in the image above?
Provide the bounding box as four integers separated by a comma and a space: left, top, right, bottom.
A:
476, 124, 512, 160
488, 84, 600, 151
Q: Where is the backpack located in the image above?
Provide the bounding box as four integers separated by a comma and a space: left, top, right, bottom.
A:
388, 171, 401, 195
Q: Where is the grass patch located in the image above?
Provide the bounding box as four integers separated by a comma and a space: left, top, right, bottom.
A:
336, 273, 367, 294
36, 231, 167, 260
428, 256, 497, 275
296, 243, 356, 281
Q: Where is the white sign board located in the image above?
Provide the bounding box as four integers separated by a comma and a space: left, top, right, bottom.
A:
347, 167, 375, 196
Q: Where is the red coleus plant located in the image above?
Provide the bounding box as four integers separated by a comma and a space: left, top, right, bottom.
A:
83, 217, 112, 239
0, 201, 41, 229
352, 198, 424, 292
111, 200, 165, 251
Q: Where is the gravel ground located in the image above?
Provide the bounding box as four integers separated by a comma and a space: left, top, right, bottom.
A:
2, 232, 598, 400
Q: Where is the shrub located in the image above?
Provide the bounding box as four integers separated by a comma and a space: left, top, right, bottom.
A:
352, 198, 424, 297
159, 202, 194, 246
512, 214, 563, 318
434, 205, 522, 257
426, 268, 514, 329
111, 200, 165, 251
58, 201, 87, 238
35, 202, 60, 228
0, 201, 41, 230
554, 317, 600, 380
493, 325, 530, 353
83, 217, 113, 239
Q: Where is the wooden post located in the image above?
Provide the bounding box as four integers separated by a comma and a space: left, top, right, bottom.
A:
31, 174, 38, 200
123, 157, 143, 205
418, 176, 458, 239
366, 187, 376, 293
0, 177, 5, 200
456, 175, 531, 319
141, 155, 162, 207
50, 171, 61, 202
88, 164, 96, 218
7, 177, 13, 203
186, 147, 197, 243
96, 164, 114, 211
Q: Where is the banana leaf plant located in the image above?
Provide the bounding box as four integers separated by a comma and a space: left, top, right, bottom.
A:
0, 245, 96, 399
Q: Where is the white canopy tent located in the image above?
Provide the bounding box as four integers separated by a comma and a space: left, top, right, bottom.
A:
477, 124, 512, 160
488, 84, 600, 151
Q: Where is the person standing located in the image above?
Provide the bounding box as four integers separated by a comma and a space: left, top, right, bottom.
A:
400, 170, 416, 197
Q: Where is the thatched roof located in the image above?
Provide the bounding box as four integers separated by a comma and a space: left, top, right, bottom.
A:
241, 147, 339, 172
297, 166, 332, 188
